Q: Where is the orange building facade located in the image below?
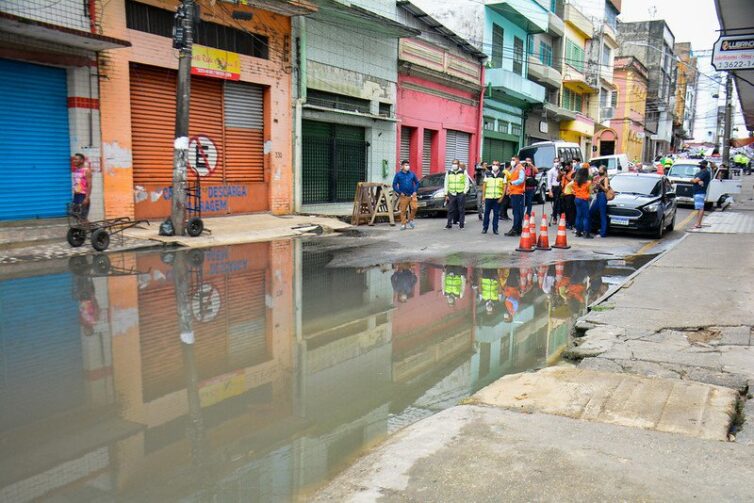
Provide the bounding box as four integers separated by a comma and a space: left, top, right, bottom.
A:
99, 0, 313, 219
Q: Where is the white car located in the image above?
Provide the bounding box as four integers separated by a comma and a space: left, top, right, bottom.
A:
589, 154, 634, 176
666, 160, 742, 210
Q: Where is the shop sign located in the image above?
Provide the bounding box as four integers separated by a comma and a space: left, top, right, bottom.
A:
191, 45, 241, 80
712, 34, 754, 71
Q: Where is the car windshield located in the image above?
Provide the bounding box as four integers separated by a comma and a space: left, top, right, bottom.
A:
667, 164, 699, 178
419, 174, 445, 188
590, 158, 617, 170
519, 145, 555, 168
610, 176, 660, 196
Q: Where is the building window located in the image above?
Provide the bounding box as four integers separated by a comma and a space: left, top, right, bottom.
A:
563, 88, 583, 113
513, 37, 524, 75
378, 102, 392, 117
565, 39, 584, 73
511, 123, 522, 136
550, 0, 557, 13
483, 117, 495, 131
125, 0, 269, 59
307, 89, 370, 114
601, 45, 612, 67
527, 34, 535, 55
611, 90, 618, 108
539, 41, 553, 67
600, 88, 609, 108
498, 120, 509, 134
491, 24, 504, 69
605, 1, 618, 30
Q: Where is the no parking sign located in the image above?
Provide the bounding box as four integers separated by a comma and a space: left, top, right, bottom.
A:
188, 135, 218, 177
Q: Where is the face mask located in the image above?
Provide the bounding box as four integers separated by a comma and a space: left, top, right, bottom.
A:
452, 164, 459, 170
492, 166, 499, 173
402, 166, 410, 171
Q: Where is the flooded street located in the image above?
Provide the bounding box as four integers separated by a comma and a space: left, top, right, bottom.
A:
0, 240, 651, 502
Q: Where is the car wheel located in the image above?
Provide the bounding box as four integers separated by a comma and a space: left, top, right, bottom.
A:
666, 212, 676, 231
653, 219, 664, 239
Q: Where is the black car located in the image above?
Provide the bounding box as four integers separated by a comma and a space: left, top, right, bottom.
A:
415, 173, 479, 215
604, 173, 677, 238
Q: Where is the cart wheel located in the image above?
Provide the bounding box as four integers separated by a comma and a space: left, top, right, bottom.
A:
69, 255, 89, 274
91, 228, 110, 252
160, 251, 176, 265
188, 249, 205, 269
187, 217, 204, 237
93, 254, 111, 274
67, 228, 86, 247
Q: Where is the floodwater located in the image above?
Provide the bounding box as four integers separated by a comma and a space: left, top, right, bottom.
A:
0, 240, 651, 502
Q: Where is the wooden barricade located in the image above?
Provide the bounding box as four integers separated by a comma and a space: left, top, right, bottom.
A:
351, 182, 398, 226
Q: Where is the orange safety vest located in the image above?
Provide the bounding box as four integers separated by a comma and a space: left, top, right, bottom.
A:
573, 181, 591, 200
508, 164, 525, 195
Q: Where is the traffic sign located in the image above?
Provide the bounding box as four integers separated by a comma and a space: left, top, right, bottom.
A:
188, 135, 218, 176
712, 34, 754, 71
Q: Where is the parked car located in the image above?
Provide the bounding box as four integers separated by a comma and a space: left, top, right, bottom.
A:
666, 160, 742, 210
589, 154, 635, 176
415, 172, 478, 216
518, 141, 584, 202
605, 173, 677, 238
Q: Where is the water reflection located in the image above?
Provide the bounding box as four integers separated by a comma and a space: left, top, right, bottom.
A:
0, 241, 647, 502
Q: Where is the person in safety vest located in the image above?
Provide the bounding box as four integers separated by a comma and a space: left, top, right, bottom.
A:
444, 159, 469, 229
481, 161, 506, 235
442, 265, 467, 306
503, 268, 522, 320
478, 269, 502, 315
504, 156, 527, 236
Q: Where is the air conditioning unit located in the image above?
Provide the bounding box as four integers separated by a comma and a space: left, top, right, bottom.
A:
601, 107, 614, 119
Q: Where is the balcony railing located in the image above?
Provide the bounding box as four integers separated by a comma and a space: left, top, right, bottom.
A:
563, 3, 592, 37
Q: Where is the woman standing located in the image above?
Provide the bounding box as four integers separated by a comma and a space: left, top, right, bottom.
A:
572, 165, 593, 239
590, 165, 610, 238
561, 164, 576, 229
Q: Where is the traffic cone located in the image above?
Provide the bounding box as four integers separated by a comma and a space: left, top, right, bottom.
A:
529, 211, 537, 243
537, 263, 548, 290
536, 213, 551, 250
516, 215, 534, 252
555, 261, 564, 283
552, 213, 571, 249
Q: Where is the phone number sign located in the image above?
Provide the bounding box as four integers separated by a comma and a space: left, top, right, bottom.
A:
712, 34, 754, 71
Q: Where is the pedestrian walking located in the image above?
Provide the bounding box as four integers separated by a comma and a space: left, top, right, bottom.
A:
475, 162, 489, 220
504, 156, 526, 236
442, 265, 466, 306
573, 164, 593, 239
391, 160, 420, 230
481, 161, 505, 235
391, 263, 417, 303
444, 159, 469, 229
691, 160, 711, 229
71, 153, 92, 219
547, 158, 562, 224
589, 165, 610, 238
523, 157, 539, 217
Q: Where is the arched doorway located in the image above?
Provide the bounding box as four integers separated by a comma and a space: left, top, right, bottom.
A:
596, 128, 617, 156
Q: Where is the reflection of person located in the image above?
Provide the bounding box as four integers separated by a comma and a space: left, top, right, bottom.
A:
442, 265, 467, 306
391, 263, 417, 303
71, 153, 92, 219
503, 268, 521, 319
73, 275, 99, 336
478, 269, 502, 315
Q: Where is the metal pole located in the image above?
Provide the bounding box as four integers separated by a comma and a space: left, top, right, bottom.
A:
172, 0, 194, 236
722, 73, 733, 164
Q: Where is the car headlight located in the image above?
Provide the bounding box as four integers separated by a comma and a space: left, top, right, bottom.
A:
643, 202, 660, 213
432, 189, 445, 199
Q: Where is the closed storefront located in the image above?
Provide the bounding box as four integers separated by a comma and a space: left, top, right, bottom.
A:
400, 127, 411, 163
422, 130, 433, 176
482, 137, 516, 164
444, 129, 471, 169
0, 59, 72, 220
130, 64, 266, 219
302, 120, 367, 204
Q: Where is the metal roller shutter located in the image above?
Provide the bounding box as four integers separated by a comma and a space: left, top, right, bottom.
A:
400, 127, 410, 164
445, 129, 470, 169
0, 59, 71, 220
224, 81, 264, 183
422, 130, 432, 176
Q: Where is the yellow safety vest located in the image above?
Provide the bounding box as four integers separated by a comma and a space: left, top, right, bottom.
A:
480, 278, 499, 302
484, 175, 504, 199
446, 171, 466, 194
445, 274, 462, 297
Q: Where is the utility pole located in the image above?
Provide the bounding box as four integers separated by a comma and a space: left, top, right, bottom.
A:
722, 73, 733, 164
171, 0, 196, 235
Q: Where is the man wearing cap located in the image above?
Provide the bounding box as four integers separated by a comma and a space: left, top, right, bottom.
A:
691, 160, 711, 229
392, 160, 420, 230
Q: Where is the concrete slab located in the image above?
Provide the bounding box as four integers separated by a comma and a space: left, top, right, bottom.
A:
472, 367, 738, 440
313, 405, 754, 502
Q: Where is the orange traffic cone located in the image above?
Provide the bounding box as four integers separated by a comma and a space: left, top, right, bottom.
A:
537, 263, 548, 290
555, 261, 564, 283
552, 213, 571, 249
516, 215, 534, 252
536, 213, 551, 250
529, 211, 537, 243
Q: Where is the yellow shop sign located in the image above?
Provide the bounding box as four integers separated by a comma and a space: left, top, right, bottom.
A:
191, 45, 240, 80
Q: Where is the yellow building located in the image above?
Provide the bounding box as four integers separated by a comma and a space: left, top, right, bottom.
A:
612, 57, 648, 164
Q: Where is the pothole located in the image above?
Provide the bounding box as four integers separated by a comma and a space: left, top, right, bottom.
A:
684, 328, 722, 344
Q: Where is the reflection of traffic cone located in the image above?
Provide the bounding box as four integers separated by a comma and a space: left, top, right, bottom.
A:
555, 261, 564, 283
529, 211, 537, 243
516, 215, 534, 252
552, 213, 571, 249
536, 214, 551, 250
537, 264, 548, 290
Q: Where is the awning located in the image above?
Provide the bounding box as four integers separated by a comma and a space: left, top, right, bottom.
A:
714, 0, 754, 130
311, 0, 420, 38
561, 116, 595, 136
0, 12, 130, 51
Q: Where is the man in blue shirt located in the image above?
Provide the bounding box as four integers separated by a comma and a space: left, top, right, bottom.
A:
392, 160, 420, 230
691, 160, 711, 229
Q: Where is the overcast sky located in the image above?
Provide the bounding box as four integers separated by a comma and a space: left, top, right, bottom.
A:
618, 0, 720, 52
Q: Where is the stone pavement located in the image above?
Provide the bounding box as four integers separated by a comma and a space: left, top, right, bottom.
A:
313, 405, 754, 502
